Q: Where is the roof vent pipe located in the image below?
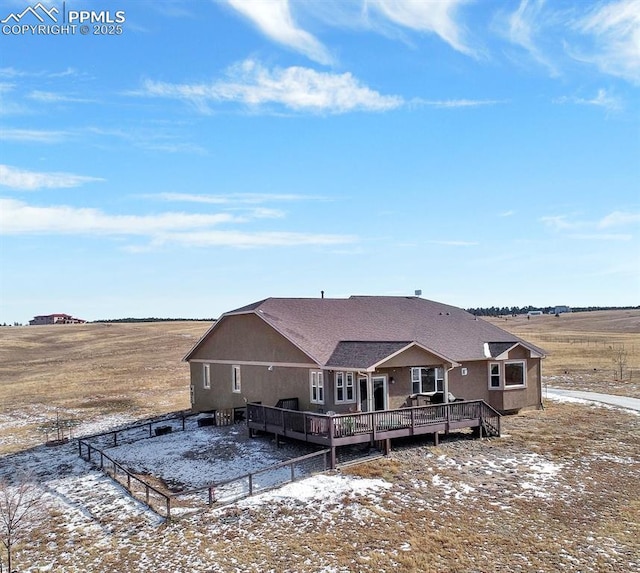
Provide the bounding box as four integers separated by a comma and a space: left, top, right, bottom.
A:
321, 290, 324, 299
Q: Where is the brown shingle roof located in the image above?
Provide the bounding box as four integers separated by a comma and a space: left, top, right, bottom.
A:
216, 296, 545, 365
326, 341, 411, 369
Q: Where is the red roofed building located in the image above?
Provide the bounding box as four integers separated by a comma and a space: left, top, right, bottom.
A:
29, 313, 86, 325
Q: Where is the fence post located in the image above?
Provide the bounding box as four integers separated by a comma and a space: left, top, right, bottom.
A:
290, 462, 295, 483
248, 474, 253, 496
78, 440, 82, 457
113, 432, 117, 447
100, 452, 104, 470
208, 487, 214, 505
146, 485, 150, 505
88, 444, 92, 462
166, 497, 171, 521
127, 473, 131, 491
149, 423, 152, 438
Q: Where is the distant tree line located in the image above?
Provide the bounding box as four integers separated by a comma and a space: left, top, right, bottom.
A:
466, 305, 639, 317
93, 317, 216, 323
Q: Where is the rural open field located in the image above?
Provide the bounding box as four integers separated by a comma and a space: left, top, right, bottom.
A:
0, 310, 638, 572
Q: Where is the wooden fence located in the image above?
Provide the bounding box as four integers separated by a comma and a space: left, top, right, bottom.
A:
77, 413, 330, 520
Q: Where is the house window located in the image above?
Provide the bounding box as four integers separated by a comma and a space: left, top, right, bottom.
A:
346, 372, 355, 402
232, 365, 241, 393
489, 363, 501, 389
504, 361, 526, 387
203, 364, 211, 389
411, 367, 444, 394
335, 372, 356, 403
310, 371, 324, 404
488, 361, 527, 389
335, 372, 344, 402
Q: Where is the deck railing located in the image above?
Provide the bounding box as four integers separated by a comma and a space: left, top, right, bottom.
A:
248, 399, 501, 444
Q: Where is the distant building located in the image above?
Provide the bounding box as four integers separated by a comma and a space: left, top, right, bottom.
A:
527, 310, 544, 316
553, 306, 571, 315
29, 313, 86, 325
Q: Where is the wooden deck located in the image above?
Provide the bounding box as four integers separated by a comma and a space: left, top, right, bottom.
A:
247, 400, 501, 468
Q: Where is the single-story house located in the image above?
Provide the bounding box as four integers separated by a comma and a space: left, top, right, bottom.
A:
184, 296, 546, 417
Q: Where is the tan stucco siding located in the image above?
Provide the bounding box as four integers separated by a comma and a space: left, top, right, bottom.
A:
449, 357, 542, 412
192, 361, 314, 412
377, 346, 448, 368
189, 313, 314, 364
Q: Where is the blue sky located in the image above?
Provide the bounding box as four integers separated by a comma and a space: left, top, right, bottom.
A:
0, 0, 638, 323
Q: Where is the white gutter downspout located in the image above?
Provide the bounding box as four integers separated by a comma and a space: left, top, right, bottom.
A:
444, 365, 456, 404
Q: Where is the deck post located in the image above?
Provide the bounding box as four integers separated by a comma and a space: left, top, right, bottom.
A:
275, 433, 280, 448
445, 404, 450, 435
384, 438, 391, 455
433, 431, 439, 446
330, 447, 336, 470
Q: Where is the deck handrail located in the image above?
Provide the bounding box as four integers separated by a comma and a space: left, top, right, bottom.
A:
248, 399, 501, 442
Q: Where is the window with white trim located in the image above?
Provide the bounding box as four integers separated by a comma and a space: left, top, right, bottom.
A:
335, 372, 344, 403
310, 370, 324, 404
345, 372, 355, 402
335, 371, 356, 403
489, 363, 501, 389
203, 363, 211, 389
411, 367, 444, 394
232, 365, 241, 393
504, 360, 526, 387
488, 361, 527, 389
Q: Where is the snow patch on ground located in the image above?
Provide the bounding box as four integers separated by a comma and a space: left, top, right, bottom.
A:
233, 474, 391, 510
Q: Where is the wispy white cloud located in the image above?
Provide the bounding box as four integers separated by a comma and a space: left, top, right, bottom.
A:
366, 0, 475, 56
155, 192, 320, 204
0, 165, 104, 190
572, 0, 640, 84
0, 198, 356, 249
154, 229, 355, 248
0, 198, 241, 235
138, 59, 403, 114
0, 128, 70, 143
569, 233, 632, 241
427, 240, 479, 246
225, 0, 333, 64
413, 98, 505, 108
0, 83, 27, 115
553, 88, 622, 112
540, 214, 580, 231
27, 90, 96, 104
0, 66, 77, 79
500, 210, 515, 217
503, 0, 559, 76
542, 210, 639, 238
598, 210, 640, 228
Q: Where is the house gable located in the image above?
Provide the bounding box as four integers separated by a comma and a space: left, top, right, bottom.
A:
186, 312, 316, 365
372, 342, 459, 370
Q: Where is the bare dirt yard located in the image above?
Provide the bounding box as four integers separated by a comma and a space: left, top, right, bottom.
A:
0, 313, 638, 572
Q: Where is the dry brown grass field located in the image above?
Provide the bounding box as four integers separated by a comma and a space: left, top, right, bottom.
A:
0, 313, 638, 572
0, 321, 209, 454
